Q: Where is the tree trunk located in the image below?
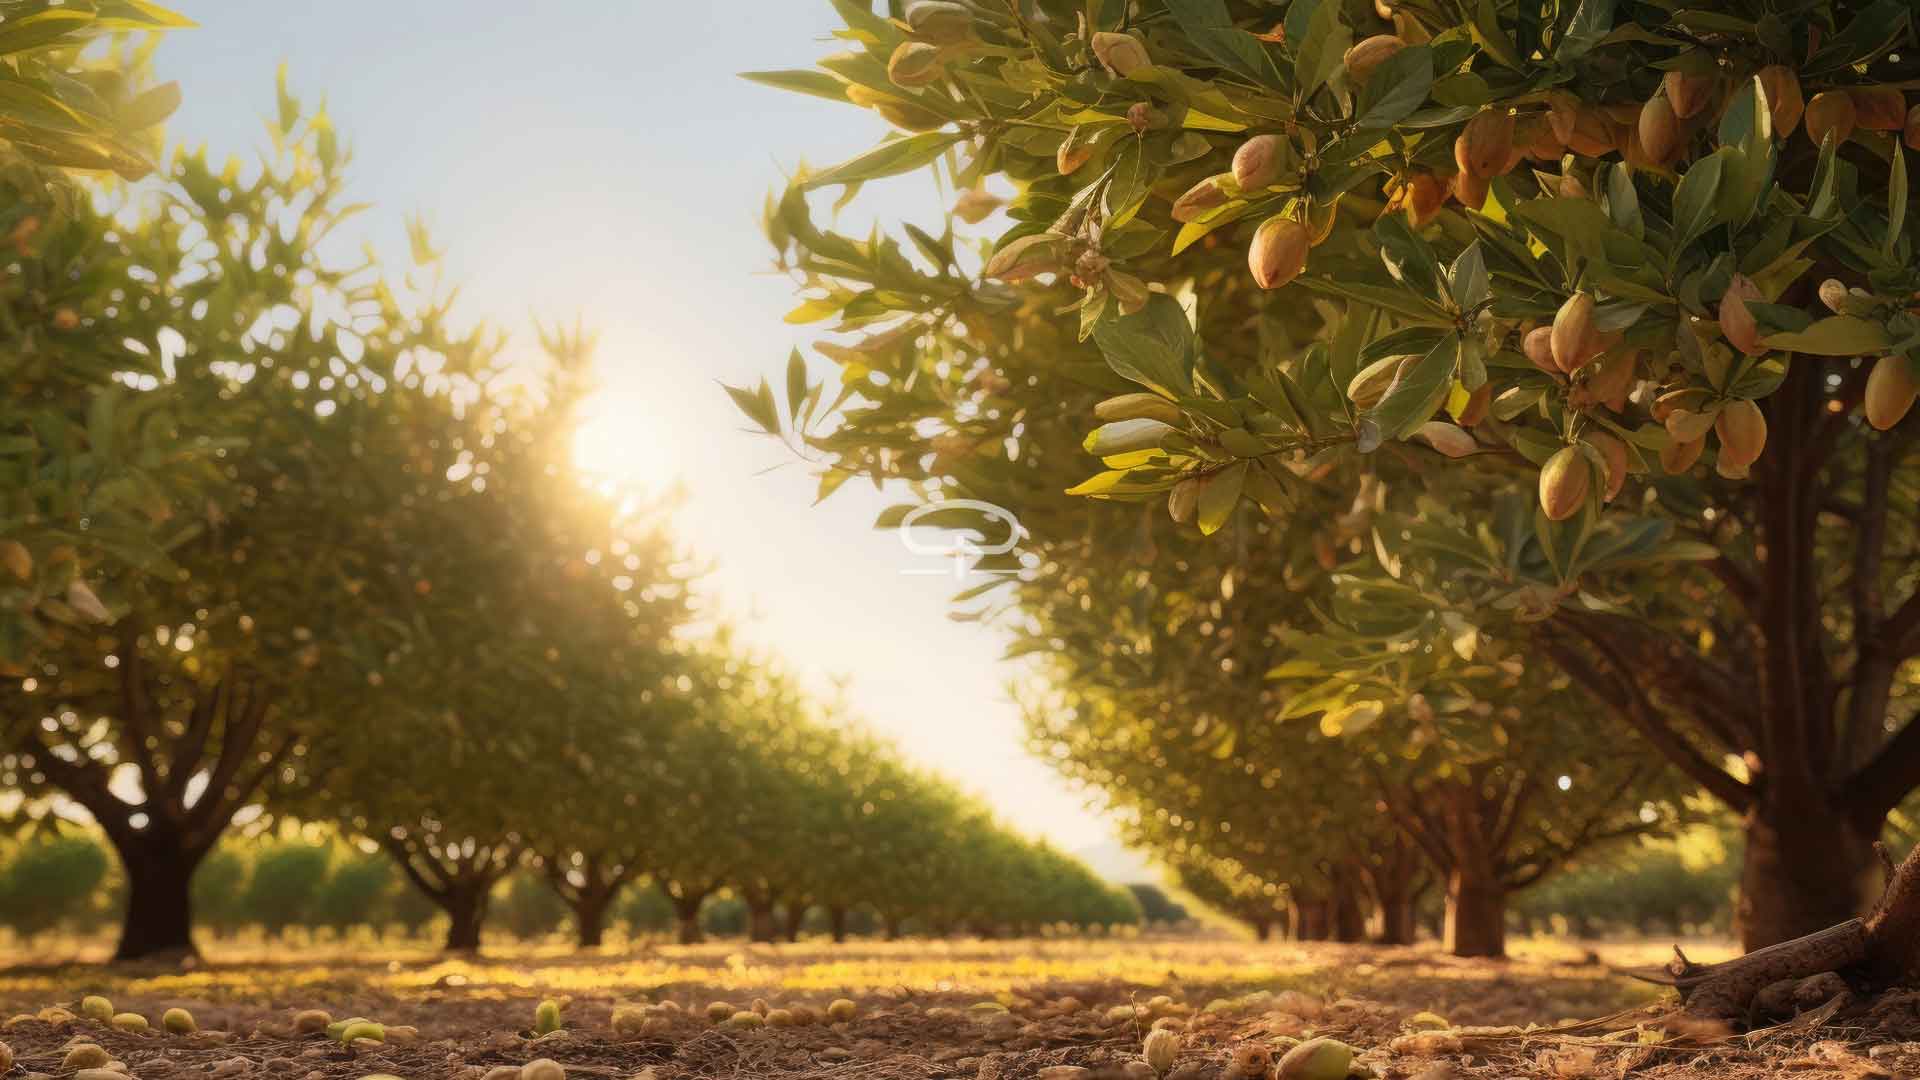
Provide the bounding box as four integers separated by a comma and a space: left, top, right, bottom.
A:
1294, 898, 1330, 940
883, 913, 902, 940
1252, 917, 1272, 941
829, 905, 849, 943
112, 827, 205, 962
442, 879, 490, 953
1331, 873, 1368, 943
1376, 889, 1418, 946
1366, 850, 1420, 946
781, 904, 805, 942
1738, 803, 1881, 951
574, 891, 611, 949
1444, 864, 1506, 958
671, 893, 705, 944
747, 900, 777, 943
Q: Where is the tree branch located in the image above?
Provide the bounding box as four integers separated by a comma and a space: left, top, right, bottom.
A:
1539, 633, 1753, 809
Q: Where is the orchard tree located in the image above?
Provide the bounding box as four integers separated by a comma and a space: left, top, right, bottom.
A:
1, 91, 501, 961
742, 0, 1920, 950
0, 1, 193, 675
1164, 845, 1290, 939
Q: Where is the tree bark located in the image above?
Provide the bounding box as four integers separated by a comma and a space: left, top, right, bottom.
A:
442, 879, 489, 953
1294, 897, 1330, 940
1738, 804, 1881, 951
111, 826, 206, 962
747, 899, 778, 943
829, 905, 849, 943
1445, 864, 1506, 958
882, 913, 902, 940
670, 893, 705, 944
1252, 916, 1272, 941
781, 903, 806, 942
574, 891, 611, 949
1331, 868, 1368, 943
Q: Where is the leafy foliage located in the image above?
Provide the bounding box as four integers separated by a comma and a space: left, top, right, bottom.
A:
741, 0, 1920, 949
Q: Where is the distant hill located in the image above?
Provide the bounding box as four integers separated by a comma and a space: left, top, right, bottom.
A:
1071, 840, 1157, 885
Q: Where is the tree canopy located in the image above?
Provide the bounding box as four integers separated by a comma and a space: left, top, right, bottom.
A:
739, 0, 1920, 951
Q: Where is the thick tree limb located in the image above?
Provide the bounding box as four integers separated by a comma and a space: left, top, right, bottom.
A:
1540, 635, 1752, 809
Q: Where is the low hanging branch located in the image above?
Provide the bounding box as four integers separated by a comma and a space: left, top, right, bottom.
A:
1661, 843, 1920, 1023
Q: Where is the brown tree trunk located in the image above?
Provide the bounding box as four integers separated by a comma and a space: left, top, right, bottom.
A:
1294, 898, 1330, 940
1365, 838, 1421, 946
1252, 916, 1272, 941
1738, 802, 1881, 951
442, 879, 489, 953
1376, 889, 1418, 946
781, 904, 805, 942
573, 890, 611, 949
1331, 872, 1368, 943
112, 826, 206, 962
1445, 864, 1506, 958
747, 900, 778, 943
829, 905, 849, 943
671, 893, 705, 944
883, 913, 902, 940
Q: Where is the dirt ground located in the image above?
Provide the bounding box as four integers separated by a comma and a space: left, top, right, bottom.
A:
1, 937, 1915, 1080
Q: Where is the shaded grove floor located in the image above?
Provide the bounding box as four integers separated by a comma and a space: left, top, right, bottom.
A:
3, 938, 1911, 1078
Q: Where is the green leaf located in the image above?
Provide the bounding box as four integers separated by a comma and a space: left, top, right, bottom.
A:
1556, 0, 1616, 62
1091, 294, 1197, 397
1290, 0, 1349, 97
740, 70, 850, 103
1354, 45, 1433, 130
1360, 335, 1458, 448
1164, 0, 1287, 89
804, 132, 962, 190
1197, 463, 1246, 536
119, 81, 181, 131
785, 349, 808, 423
1670, 150, 1727, 250
1448, 241, 1490, 312
725, 379, 782, 435
1888, 146, 1908, 260
1467, 0, 1526, 70
1373, 213, 1445, 303
1761, 316, 1891, 356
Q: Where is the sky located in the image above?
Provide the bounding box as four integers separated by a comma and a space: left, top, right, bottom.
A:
154, 3, 1150, 879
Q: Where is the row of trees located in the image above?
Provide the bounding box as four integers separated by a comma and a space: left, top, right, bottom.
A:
738, 0, 1920, 955
0, 35, 1128, 960
0, 824, 1135, 947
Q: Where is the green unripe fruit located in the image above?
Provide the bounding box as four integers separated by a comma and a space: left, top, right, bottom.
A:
80, 996, 114, 1022
904, 1, 973, 45
339, 1021, 386, 1044
64, 1043, 112, 1070
1084, 418, 1175, 457
1094, 393, 1181, 425
534, 998, 563, 1035
1276, 1037, 1352, 1080
1143, 1028, 1180, 1074
521, 1059, 566, 1080
163, 1007, 197, 1034
765, 1009, 795, 1027
110, 1012, 150, 1033
727, 1010, 764, 1029
827, 998, 857, 1022
326, 1017, 371, 1040
705, 1001, 735, 1023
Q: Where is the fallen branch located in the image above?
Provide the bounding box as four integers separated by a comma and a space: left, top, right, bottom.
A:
1662, 842, 1920, 1024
